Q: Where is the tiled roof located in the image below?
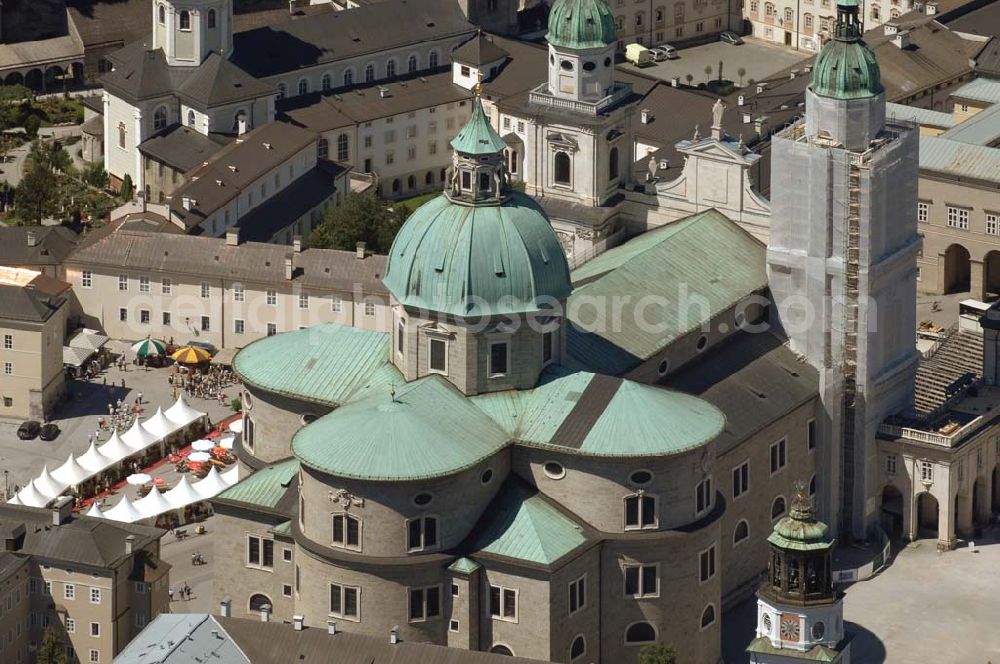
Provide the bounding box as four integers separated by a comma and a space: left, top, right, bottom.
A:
216, 459, 299, 511
234, 165, 341, 243
0, 226, 78, 266
292, 376, 510, 481
0, 280, 67, 323
567, 209, 767, 375
233, 325, 399, 407
919, 135, 1000, 183
452, 32, 509, 66
469, 478, 589, 566
138, 125, 231, 173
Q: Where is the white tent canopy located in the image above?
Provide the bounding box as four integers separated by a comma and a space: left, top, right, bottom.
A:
5, 494, 22, 506
165, 396, 206, 428
143, 407, 180, 439
122, 419, 160, 452
79, 441, 115, 474
135, 487, 173, 518
222, 466, 239, 486
16, 481, 49, 508
104, 496, 144, 523
228, 418, 244, 434
194, 467, 229, 499
52, 454, 91, 486
34, 466, 67, 499
85, 502, 104, 518
164, 476, 202, 509
98, 430, 135, 463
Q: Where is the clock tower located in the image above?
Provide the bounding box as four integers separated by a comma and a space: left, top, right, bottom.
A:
747, 483, 853, 663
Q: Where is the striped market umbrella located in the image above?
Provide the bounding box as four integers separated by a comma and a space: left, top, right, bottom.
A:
130, 337, 166, 357
171, 346, 212, 364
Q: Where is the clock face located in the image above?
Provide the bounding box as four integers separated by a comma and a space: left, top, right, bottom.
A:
780, 615, 801, 641
812, 621, 826, 640
761, 614, 772, 632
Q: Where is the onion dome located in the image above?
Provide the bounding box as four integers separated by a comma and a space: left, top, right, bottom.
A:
810, 0, 883, 99
546, 0, 617, 50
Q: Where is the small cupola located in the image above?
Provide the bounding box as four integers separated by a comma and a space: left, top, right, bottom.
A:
447, 91, 511, 205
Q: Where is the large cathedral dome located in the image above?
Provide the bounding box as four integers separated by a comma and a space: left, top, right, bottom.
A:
546, 0, 617, 50
382, 98, 572, 318
810, 0, 883, 99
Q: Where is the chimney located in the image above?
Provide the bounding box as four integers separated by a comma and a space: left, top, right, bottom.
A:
925, 1, 937, 15
51, 496, 73, 526
220, 597, 232, 618
237, 115, 248, 136
327, 620, 337, 635
737, 94, 745, 106
226, 229, 239, 246
26, 229, 37, 247
742, 112, 752, 124
293, 615, 304, 631
211, 630, 220, 639
670, 77, 679, 87
640, 109, 652, 124
892, 30, 911, 49
756, 83, 766, 94
284, 255, 294, 280
389, 626, 399, 644
182, 196, 192, 211
260, 604, 271, 622
355, 242, 366, 260
293, 235, 302, 253
379, 86, 390, 99
789, 69, 798, 79
884, 22, 898, 35
125, 534, 135, 555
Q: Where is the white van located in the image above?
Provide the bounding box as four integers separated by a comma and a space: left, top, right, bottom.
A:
625, 43, 653, 67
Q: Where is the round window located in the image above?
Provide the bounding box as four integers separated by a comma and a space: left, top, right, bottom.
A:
560, 60, 574, 71
543, 461, 565, 479
696, 335, 708, 352
583, 61, 596, 71
811, 621, 825, 640
243, 392, 253, 409
657, 359, 669, 376
481, 468, 494, 484
629, 470, 653, 485
300, 412, 317, 425
413, 492, 433, 506
604, 57, 612, 66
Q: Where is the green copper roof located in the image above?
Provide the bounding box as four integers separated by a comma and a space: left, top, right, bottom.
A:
383, 191, 572, 317
450, 96, 506, 155
567, 209, 767, 375
233, 324, 401, 406
472, 368, 725, 457
768, 489, 835, 551
746, 637, 843, 662
217, 459, 299, 510
810, 1, 882, 99
269, 520, 293, 537
470, 480, 588, 565
546, 0, 617, 49
292, 376, 510, 481
448, 557, 481, 574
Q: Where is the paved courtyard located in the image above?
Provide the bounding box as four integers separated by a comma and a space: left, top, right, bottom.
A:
0, 340, 236, 499
622, 38, 811, 87
723, 527, 1000, 663
160, 516, 218, 613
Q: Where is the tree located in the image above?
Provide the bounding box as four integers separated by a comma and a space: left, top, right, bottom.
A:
684, 73, 694, 86
308, 192, 407, 254
638, 644, 677, 664
15, 140, 60, 224
704, 64, 713, 81
120, 173, 134, 200
23, 113, 41, 138
36, 627, 68, 664
737, 67, 747, 86
82, 161, 109, 189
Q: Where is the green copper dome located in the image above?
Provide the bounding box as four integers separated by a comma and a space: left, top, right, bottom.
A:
546, 0, 617, 50
383, 192, 572, 317
768, 487, 834, 551
810, 0, 883, 99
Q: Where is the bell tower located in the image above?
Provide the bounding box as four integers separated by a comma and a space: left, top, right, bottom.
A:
545, 0, 617, 102
747, 484, 852, 663
151, 0, 234, 67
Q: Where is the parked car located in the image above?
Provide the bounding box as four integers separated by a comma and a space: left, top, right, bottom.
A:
39, 423, 60, 441
17, 421, 40, 440
625, 43, 654, 67
720, 31, 744, 45
649, 45, 679, 61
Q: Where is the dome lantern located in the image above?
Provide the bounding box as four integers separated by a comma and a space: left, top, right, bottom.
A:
809, 0, 883, 100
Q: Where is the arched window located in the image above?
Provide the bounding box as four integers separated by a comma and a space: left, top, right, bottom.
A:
635, 11, 644, 26
425, 171, 433, 185
771, 495, 786, 520
298, 78, 309, 96
179, 10, 191, 30
570, 635, 586, 660
153, 106, 167, 131
764, 2, 775, 16
700, 604, 716, 630
386, 59, 397, 78
625, 622, 656, 644
343, 69, 354, 86
733, 519, 749, 545
804, 13, 813, 28
554, 151, 571, 185
317, 138, 329, 160
186, 109, 195, 127
321, 73, 331, 91
336, 133, 349, 161
408, 55, 418, 73
158, 4, 165, 24
508, 148, 519, 174
655, 6, 664, 21
277, 83, 287, 100
248, 593, 271, 613
871, 4, 880, 19
784, 7, 793, 22
407, 174, 415, 190
364, 64, 375, 82
233, 111, 246, 133
429, 50, 439, 68
392, 178, 401, 193
490, 645, 514, 656
609, 146, 619, 180
207, 8, 216, 28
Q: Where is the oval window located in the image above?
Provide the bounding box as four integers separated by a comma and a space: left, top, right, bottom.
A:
629, 470, 653, 485
243, 392, 253, 409
413, 492, 433, 506
583, 61, 596, 71
604, 57, 612, 66
543, 461, 565, 479
481, 468, 494, 484
561, 60, 574, 71
696, 335, 708, 352
300, 412, 317, 425
657, 359, 669, 376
